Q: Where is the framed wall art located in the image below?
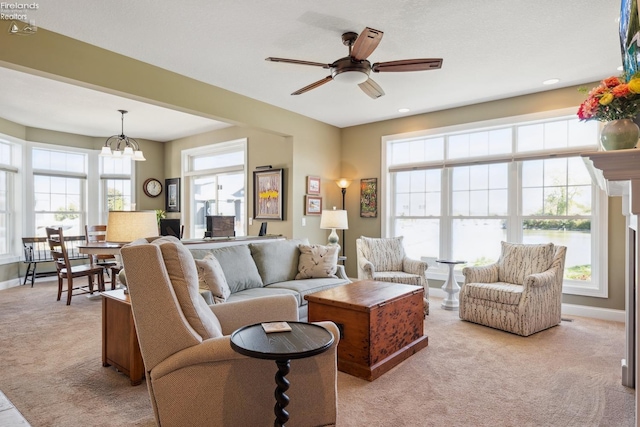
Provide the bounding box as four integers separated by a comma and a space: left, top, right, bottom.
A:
360, 178, 377, 218
253, 168, 284, 220
165, 178, 181, 213
307, 175, 321, 195
305, 195, 322, 215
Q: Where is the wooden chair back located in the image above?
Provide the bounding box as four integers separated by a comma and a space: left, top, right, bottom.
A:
85, 225, 117, 263
45, 227, 70, 273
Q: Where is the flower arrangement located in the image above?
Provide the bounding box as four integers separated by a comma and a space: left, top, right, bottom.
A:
577, 74, 640, 122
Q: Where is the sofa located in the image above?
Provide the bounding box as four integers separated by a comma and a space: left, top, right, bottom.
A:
188, 238, 351, 321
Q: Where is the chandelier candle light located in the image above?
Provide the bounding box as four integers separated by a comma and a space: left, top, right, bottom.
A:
320, 208, 349, 246
577, 74, 640, 150
100, 110, 146, 161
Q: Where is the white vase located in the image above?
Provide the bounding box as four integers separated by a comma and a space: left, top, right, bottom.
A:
600, 119, 639, 151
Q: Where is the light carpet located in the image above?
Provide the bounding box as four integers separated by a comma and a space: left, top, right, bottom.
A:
0, 281, 634, 426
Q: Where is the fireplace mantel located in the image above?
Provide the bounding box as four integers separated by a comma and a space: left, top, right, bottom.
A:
581, 148, 639, 424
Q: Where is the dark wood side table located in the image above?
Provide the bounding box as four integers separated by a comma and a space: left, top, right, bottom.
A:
230, 322, 334, 427
101, 289, 144, 386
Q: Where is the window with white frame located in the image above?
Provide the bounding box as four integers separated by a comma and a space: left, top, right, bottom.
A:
384, 111, 605, 297
0, 140, 18, 257
183, 139, 247, 239
32, 147, 87, 237
101, 156, 133, 219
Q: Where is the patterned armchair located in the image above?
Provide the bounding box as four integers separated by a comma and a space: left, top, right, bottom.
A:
459, 242, 567, 337
356, 236, 429, 316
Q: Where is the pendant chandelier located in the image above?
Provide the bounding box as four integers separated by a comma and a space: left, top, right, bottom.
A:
100, 110, 146, 161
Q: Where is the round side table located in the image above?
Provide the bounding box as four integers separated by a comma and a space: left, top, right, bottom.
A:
230, 321, 334, 427
436, 259, 466, 310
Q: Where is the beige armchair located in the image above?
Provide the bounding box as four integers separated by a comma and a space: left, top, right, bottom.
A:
459, 241, 567, 337
356, 236, 429, 315
120, 236, 340, 427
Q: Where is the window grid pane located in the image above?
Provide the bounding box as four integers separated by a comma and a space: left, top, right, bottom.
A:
387, 115, 598, 286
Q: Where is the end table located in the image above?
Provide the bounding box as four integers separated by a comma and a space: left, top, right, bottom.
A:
230, 321, 334, 427
436, 259, 466, 310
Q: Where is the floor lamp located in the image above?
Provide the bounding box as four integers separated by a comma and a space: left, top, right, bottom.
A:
335, 179, 352, 258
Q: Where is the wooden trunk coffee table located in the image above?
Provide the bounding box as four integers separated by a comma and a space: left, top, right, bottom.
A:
305, 280, 428, 381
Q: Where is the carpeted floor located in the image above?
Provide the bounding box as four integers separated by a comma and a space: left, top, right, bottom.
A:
0, 280, 634, 426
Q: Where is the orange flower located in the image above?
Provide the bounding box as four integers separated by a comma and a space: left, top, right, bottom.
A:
612, 84, 631, 97
603, 76, 622, 88
588, 85, 607, 97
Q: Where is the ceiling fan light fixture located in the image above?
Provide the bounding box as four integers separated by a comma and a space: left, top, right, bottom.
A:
333, 69, 369, 84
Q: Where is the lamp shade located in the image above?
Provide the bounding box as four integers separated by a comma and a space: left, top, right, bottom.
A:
320, 210, 348, 230
106, 211, 159, 243
336, 178, 352, 189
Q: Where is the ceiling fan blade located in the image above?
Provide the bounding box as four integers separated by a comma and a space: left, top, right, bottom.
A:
266, 57, 331, 69
351, 27, 384, 60
291, 76, 333, 95
358, 78, 385, 99
372, 58, 443, 72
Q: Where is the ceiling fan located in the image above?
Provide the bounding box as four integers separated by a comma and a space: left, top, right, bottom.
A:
266, 27, 443, 99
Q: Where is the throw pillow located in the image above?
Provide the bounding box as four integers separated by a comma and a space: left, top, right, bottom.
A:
207, 245, 263, 293
250, 238, 309, 285
195, 253, 231, 303
295, 244, 339, 279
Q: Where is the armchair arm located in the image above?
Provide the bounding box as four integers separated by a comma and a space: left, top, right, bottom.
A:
358, 256, 375, 279
210, 294, 299, 335
152, 335, 242, 379
403, 257, 428, 276
462, 263, 499, 284
335, 264, 351, 282
523, 267, 560, 289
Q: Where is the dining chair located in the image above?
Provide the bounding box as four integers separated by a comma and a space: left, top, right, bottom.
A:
85, 224, 118, 290
46, 227, 105, 305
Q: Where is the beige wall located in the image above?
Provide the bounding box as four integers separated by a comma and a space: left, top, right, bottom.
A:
0, 26, 626, 310
340, 87, 625, 309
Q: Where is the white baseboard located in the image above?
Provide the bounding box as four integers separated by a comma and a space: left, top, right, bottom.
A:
561, 303, 625, 323
429, 288, 625, 323
0, 278, 22, 291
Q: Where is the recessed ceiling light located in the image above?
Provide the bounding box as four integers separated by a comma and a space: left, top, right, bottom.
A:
398, 108, 410, 113
542, 78, 560, 85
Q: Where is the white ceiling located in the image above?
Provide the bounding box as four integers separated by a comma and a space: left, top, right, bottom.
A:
0, 0, 624, 140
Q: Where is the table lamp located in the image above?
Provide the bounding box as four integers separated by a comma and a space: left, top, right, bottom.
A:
320, 208, 348, 246
106, 211, 159, 243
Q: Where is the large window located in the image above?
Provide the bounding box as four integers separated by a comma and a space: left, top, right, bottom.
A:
384, 111, 605, 297
183, 139, 247, 239
101, 156, 134, 217
32, 148, 87, 237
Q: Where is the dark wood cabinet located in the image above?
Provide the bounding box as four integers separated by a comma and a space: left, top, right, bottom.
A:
102, 289, 144, 386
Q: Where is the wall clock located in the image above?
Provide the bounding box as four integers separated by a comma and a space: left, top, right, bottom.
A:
143, 178, 163, 198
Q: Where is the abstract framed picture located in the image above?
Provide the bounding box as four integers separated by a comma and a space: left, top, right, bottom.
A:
305, 195, 322, 215
165, 178, 180, 213
253, 168, 284, 220
360, 178, 377, 218
307, 176, 321, 195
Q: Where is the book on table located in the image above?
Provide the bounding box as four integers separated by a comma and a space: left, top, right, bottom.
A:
261, 322, 292, 333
